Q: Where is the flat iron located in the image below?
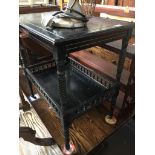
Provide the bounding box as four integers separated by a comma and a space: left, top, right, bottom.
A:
41, 0, 96, 28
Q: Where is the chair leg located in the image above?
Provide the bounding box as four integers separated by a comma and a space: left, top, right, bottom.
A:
19, 127, 56, 146
19, 87, 31, 111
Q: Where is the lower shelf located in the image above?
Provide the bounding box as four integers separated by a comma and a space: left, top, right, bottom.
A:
20, 68, 134, 155
26, 61, 116, 118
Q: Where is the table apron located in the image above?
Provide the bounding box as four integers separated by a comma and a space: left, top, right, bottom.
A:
65, 31, 127, 53
20, 26, 128, 57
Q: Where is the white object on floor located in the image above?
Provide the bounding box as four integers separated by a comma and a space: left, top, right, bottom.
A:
28, 94, 40, 102
105, 115, 117, 125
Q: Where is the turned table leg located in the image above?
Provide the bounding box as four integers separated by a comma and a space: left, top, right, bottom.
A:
56, 61, 71, 150
56, 57, 75, 154
105, 86, 119, 125
105, 32, 132, 125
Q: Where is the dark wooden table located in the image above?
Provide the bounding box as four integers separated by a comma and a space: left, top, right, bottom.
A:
19, 12, 134, 151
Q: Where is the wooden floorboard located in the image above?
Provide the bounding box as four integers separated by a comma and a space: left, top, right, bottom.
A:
30, 99, 116, 155
20, 68, 132, 155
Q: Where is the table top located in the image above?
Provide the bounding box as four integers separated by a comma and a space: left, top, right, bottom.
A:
19, 12, 134, 45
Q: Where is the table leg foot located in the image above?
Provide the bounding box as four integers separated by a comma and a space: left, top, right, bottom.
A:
61, 142, 76, 155
105, 115, 117, 125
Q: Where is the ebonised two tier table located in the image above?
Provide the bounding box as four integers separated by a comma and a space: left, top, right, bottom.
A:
19, 12, 134, 151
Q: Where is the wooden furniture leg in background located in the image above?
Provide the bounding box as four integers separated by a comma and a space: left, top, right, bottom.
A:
19, 86, 56, 146
19, 86, 31, 111
19, 127, 56, 146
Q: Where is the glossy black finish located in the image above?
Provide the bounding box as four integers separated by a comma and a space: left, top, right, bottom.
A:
26, 61, 115, 118
19, 12, 133, 44
19, 12, 134, 150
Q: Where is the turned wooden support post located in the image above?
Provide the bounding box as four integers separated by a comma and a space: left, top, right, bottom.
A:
105, 30, 133, 125
56, 61, 70, 150
54, 45, 72, 151
19, 30, 36, 99
117, 29, 132, 81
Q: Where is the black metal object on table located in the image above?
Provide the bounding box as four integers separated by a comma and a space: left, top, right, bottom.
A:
19, 12, 134, 151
